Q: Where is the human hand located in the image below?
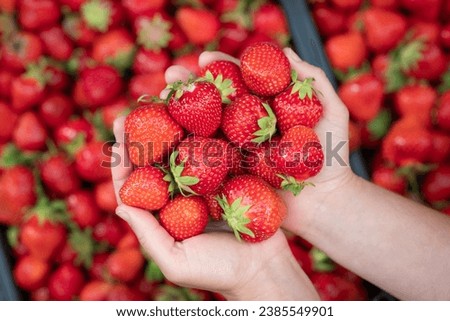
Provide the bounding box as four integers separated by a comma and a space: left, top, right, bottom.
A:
111, 54, 319, 300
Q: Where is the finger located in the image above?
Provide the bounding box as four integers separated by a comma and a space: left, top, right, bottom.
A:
116, 205, 176, 267
113, 116, 126, 143
199, 51, 240, 67
165, 65, 193, 84
112, 116, 131, 204
159, 89, 171, 100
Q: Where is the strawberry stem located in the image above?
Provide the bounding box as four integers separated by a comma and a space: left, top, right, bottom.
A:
81, 0, 112, 32
216, 195, 253, 241
252, 103, 277, 144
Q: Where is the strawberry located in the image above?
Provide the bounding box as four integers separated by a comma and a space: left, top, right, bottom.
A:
119, 166, 170, 211
107, 284, 146, 301
132, 48, 171, 75
222, 94, 277, 147
135, 13, 173, 52
66, 190, 102, 228
200, 60, 249, 103
94, 179, 117, 213
276, 125, 324, 181
273, 72, 323, 133
217, 175, 286, 242
428, 131, 450, 164
372, 166, 407, 195
440, 23, 450, 49
18, 0, 60, 31
311, 273, 366, 301
252, 4, 289, 45
100, 97, 130, 130
422, 166, 450, 203
338, 73, 383, 122
437, 91, 450, 132
80, 0, 124, 33
93, 215, 124, 247
312, 4, 346, 37
75, 141, 111, 182
41, 154, 80, 197
362, 8, 407, 53
20, 211, 67, 261
172, 52, 201, 75
394, 84, 437, 118
227, 144, 245, 176
54, 117, 94, 147
106, 248, 145, 283
169, 136, 229, 196
382, 118, 433, 166
0, 0, 16, 12
124, 102, 184, 166
117, 231, 139, 250
244, 140, 282, 188
38, 93, 74, 129
80, 281, 113, 301
92, 28, 136, 73
45, 65, 71, 92
159, 195, 209, 241
218, 22, 249, 56
408, 43, 447, 81
48, 263, 85, 300
0, 70, 13, 99
79, 65, 123, 107
13, 256, 49, 291
175, 7, 220, 46
122, 0, 167, 20
31, 287, 50, 301
240, 42, 291, 97
288, 240, 313, 276
411, 21, 440, 44
400, 0, 441, 22
167, 80, 222, 138
13, 112, 47, 151
11, 71, 47, 113
370, 0, 398, 9
0, 31, 42, 72
129, 71, 167, 100
62, 14, 98, 47
325, 32, 367, 71
0, 166, 36, 225
40, 26, 74, 61
348, 121, 361, 152
203, 190, 223, 221
331, 0, 362, 11
58, 0, 84, 11
0, 102, 18, 143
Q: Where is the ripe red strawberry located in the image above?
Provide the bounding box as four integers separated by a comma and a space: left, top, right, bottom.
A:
325, 32, 367, 71
159, 195, 209, 241
172, 52, 201, 75
92, 28, 136, 73
422, 166, 450, 203
244, 140, 282, 187
312, 4, 346, 37
288, 240, 313, 276
107, 284, 146, 301
135, 13, 172, 52
382, 118, 433, 166
440, 23, 450, 49
0, 70, 13, 99
54, 117, 94, 147
106, 248, 145, 283
93, 215, 124, 247
132, 48, 171, 75
273, 72, 323, 133
13, 256, 50, 291
167, 80, 222, 137
45, 65, 71, 92
38, 93, 74, 129
222, 94, 277, 147
41, 154, 81, 197
48, 263, 85, 300
338, 74, 383, 122
117, 231, 139, 250
13, 112, 47, 151
175, 7, 220, 46
125, 102, 184, 166
428, 131, 450, 164
372, 166, 407, 195
79, 65, 123, 107
400, 0, 441, 22
80, 0, 124, 33
11, 72, 46, 113
203, 189, 223, 221
218, 22, 249, 57
217, 175, 286, 242
19, 0, 60, 31
62, 14, 98, 47
94, 180, 117, 213
0, 31, 42, 72
370, 0, 398, 9
276, 125, 324, 181
40, 26, 74, 61
129, 71, 167, 100
20, 213, 67, 261
311, 273, 366, 301
75, 141, 111, 182
169, 136, 229, 196
362, 8, 406, 53
0, 0, 16, 12
66, 190, 102, 228
200, 60, 249, 103
100, 97, 129, 130
252, 4, 289, 45
394, 84, 437, 119
0, 102, 18, 143
119, 166, 169, 211
80, 281, 113, 301
331, 0, 362, 11
240, 42, 291, 97
408, 43, 447, 81
0, 166, 36, 225
411, 21, 440, 44
227, 144, 246, 176
348, 121, 361, 152
122, 0, 167, 20
437, 91, 450, 132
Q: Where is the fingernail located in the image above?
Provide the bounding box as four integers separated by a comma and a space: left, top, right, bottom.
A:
284, 48, 302, 63
116, 206, 130, 221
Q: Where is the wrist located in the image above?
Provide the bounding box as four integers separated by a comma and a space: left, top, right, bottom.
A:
222, 247, 320, 301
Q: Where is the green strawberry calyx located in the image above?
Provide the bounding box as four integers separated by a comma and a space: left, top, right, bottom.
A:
167, 151, 199, 196
81, 0, 112, 32
216, 195, 254, 241
277, 174, 314, 196
165, 80, 191, 101
106, 45, 137, 74
137, 14, 173, 52
26, 198, 70, 226
137, 95, 165, 104
290, 70, 318, 99
310, 247, 336, 272
201, 70, 236, 104
252, 103, 277, 144
145, 260, 165, 283
69, 227, 96, 269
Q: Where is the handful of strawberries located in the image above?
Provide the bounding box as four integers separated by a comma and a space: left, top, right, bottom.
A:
120, 42, 325, 243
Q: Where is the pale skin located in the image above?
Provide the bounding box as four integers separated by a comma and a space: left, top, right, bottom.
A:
112, 48, 450, 301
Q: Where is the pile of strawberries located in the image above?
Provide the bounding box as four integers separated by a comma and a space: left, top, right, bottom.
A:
120, 42, 324, 243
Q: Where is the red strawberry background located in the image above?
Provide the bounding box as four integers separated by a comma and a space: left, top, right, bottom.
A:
0, 0, 448, 301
